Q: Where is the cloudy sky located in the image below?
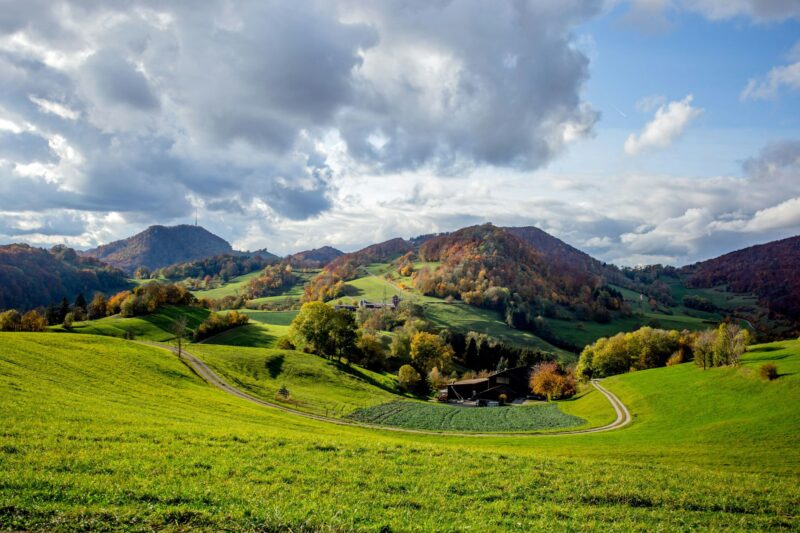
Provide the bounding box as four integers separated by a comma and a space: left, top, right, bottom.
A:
0, 0, 799, 265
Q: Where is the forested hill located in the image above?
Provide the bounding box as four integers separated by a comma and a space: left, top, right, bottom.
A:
84, 225, 234, 273
505, 226, 616, 278
0, 244, 130, 311
415, 224, 598, 305
287, 246, 344, 268
683, 235, 800, 322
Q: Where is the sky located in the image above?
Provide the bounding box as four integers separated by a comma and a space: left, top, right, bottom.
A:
0, 0, 798, 266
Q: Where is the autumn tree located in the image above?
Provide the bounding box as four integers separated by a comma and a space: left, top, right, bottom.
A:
88, 293, 108, 320
20, 310, 47, 332
530, 362, 576, 401
398, 364, 421, 391
172, 315, 188, 358
410, 332, 454, 373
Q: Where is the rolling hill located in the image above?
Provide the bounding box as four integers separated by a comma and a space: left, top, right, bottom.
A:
0, 332, 797, 530
84, 224, 235, 273
683, 235, 800, 326
287, 246, 343, 267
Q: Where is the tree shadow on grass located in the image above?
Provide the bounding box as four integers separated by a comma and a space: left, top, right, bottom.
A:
265, 354, 284, 379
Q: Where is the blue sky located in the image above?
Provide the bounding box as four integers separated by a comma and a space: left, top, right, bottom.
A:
0, 1, 798, 265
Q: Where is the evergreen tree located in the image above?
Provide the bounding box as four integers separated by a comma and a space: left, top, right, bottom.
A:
74, 293, 87, 312
58, 297, 70, 323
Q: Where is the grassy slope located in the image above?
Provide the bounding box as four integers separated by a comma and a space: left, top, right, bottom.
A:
0, 333, 798, 530
49, 305, 210, 342
331, 265, 573, 359
189, 270, 262, 300
201, 309, 298, 348
190, 344, 403, 417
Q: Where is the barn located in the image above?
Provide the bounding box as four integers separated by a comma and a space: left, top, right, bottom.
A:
446, 366, 532, 402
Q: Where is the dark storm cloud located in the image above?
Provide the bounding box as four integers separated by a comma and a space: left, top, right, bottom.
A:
82, 50, 159, 111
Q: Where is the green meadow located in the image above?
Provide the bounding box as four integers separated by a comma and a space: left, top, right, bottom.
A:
0, 333, 798, 530
49, 305, 210, 342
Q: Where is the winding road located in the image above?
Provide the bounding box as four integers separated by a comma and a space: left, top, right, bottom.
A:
148, 342, 632, 437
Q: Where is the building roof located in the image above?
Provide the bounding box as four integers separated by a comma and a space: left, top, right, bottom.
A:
451, 377, 489, 386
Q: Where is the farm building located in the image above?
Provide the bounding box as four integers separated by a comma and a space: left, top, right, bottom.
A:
445, 366, 531, 402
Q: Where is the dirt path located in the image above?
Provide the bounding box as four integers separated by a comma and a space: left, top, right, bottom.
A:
144, 342, 632, 437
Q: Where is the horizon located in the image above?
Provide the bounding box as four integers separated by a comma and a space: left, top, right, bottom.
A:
0, 2, 798, 266
52, 221, 800, 269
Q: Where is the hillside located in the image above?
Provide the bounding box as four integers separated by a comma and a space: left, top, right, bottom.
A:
84, 225, 234, 273
287, 246, 343, 268
683, 235, 800, 326
0, 244, 130, 311
0, 333, 797, 530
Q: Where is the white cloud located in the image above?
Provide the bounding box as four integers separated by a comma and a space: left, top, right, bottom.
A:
28, 96, 80, 120
741, 61, 800, 100
624, 95, 702, 155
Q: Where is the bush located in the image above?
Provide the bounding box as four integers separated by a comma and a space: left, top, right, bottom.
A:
666, 352, 683, 366
275, 336, 295, 350
760, 363, 778, 381
193, 311, 249, 341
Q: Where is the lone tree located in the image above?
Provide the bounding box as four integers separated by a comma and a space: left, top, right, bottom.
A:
530, 361, 576, 402
172, 315, 189, 358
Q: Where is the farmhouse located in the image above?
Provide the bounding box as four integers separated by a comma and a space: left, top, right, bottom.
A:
445, 366, 531, 402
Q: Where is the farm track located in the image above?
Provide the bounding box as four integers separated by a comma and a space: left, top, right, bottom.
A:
142, 342, 632, 437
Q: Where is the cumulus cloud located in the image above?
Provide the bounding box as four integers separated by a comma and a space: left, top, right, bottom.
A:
0, 0, 602, 249
624, 95, 702, 155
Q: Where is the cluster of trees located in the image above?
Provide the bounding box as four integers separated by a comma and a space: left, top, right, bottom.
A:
682, 295, 717, 312
112, 283, 195, 318
577, 323, 751, 378
246, 262, 297, 298
577, 326, 694, 378
693, 323, 750, 369
0, 244, 129, 312
529, 362, 577, 401
0, 309, 47, 332
193, 311, 249, 341
152, 253, 275, 284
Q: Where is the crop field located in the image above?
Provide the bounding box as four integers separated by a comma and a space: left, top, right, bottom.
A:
190, 343, 403, 417
49, 305, 210, 342
348, 401, 586, 432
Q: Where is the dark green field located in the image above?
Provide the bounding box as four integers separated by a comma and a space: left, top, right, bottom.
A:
348, 400, 586, 432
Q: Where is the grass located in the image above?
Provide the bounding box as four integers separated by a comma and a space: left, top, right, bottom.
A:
425, 301, 574, 360
183, 343, 403, 418
49, 305, 210, 342
0, 333, 798, 530
200, 310, 298, 348
348, 401, 586, 432
190, 270, 262, 300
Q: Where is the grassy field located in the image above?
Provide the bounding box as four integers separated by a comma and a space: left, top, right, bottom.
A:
190, 344, 403, 417
425, 302, 573, 359
348, 401, 586, 432
190, 270, 262, 300
0, 333, 798, 530
199, 310, 298, 348
49, 305, 210, 342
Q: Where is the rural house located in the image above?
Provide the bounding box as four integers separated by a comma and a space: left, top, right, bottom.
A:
445, 366, 532, 402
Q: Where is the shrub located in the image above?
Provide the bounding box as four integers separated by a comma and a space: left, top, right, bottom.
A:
275, 336, 295, 350
276, 385, 290, 399
760, 363, 778, 381
666, 352, 683, 366
498, 393, 508, 406
62, 312, 74, 330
